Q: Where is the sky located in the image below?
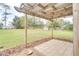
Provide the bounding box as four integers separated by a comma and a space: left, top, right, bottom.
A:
6, 3, 24, 19
0, 3, 24, 26
0, 3, 73, 27
63, 16, 73, 24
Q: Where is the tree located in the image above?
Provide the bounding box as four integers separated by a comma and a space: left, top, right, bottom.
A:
0, 3, 11, 29
30, 17, 44, 29
12, 16, 44, 29
12, 16, 25, 29
12, 16, 20, 29
0, 22, 3, 29
48, 19, 63, 30
63, 21, 73, 31
47, 18, 73, 31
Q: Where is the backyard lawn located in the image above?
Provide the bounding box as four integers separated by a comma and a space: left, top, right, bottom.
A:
0, 29, 73, 51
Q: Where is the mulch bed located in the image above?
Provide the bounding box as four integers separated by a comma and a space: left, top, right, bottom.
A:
0, 37, 72, 56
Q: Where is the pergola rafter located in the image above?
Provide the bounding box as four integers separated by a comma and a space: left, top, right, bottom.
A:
14, 3, 72, 20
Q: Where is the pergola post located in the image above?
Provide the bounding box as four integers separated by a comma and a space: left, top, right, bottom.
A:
25, 14, 28, 48
73, 3, 79, 56
51, 20, 53, 39
24, 14, 33, 55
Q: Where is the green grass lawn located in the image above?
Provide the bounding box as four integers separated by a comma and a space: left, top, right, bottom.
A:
0, 29, 73, 51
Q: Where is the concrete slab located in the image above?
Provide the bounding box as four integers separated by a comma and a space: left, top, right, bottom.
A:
34, 39, 73, 56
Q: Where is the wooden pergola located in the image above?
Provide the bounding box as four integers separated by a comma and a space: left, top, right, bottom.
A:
15, 3, 79, 56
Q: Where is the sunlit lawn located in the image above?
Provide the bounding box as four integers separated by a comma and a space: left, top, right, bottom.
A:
0, 29, 73, 50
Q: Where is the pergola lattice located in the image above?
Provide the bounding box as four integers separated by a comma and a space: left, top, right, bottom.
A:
14, 3, 72, 20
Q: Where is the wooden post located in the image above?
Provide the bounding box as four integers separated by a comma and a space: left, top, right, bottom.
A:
51, 20, 53, 39
24, 14, 33, 55
73, 3, 79, 56
25, 14, 28, 48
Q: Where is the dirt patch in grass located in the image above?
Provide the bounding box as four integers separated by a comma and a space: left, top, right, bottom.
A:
0, 37, 72, 56
0, 37, 52, 56
53, 37, 73, 43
